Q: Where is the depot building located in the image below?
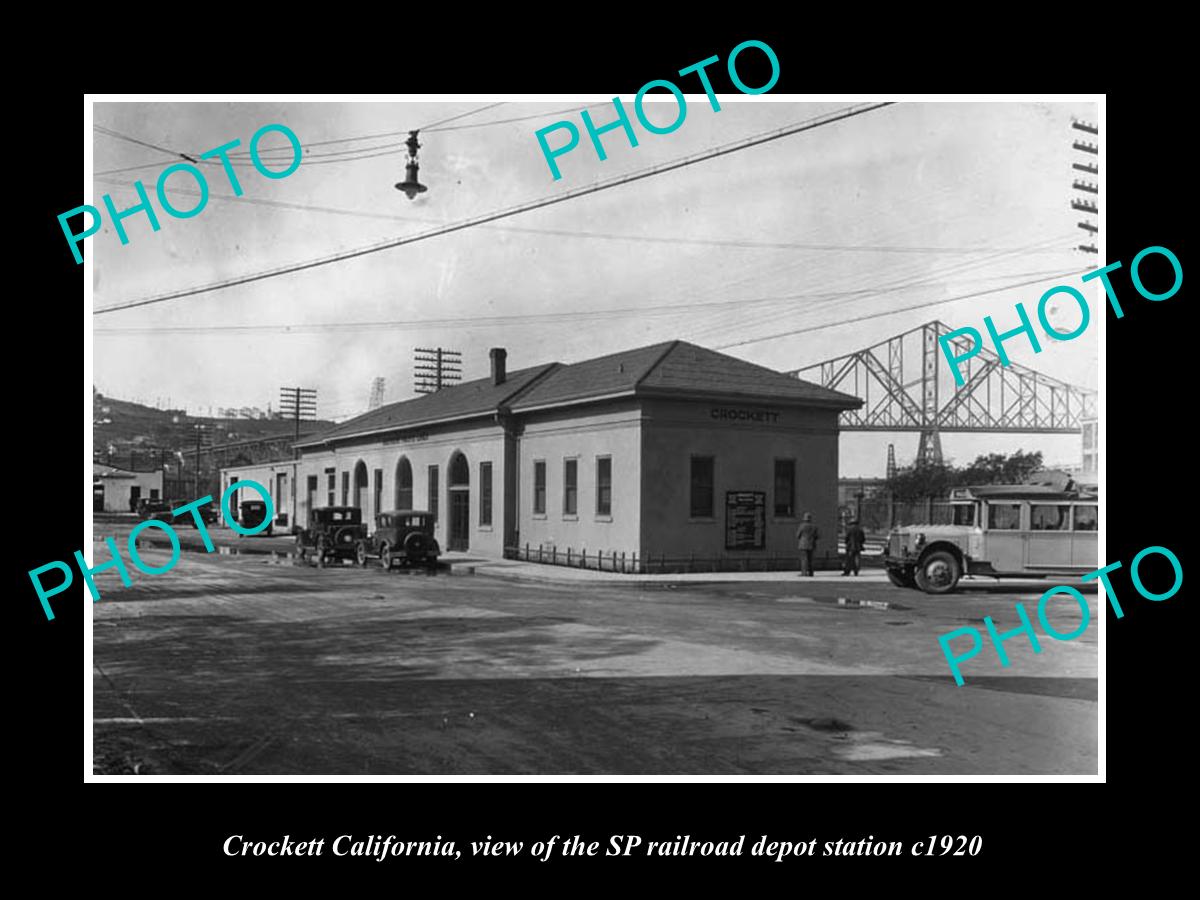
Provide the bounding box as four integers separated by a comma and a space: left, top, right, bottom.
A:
219, 341, 861, 571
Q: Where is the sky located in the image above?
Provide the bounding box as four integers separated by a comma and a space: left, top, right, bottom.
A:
90, 97, 1099, 476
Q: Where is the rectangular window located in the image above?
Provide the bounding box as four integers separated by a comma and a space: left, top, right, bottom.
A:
952, 504, 977, 526
326, 469, 335, 507
533, 460, 546, 515
773, 459, 795, 518
480, 462, 493, 526
373, 469, 383, 519
563, 458, 578, 515
341, 471, 349, 506
1030, 504, 1070, 531
428, 466, 439, 522
987, 503, 1022, 530
596, 456, 612, 517
1073, 504, 1098, 531
149, 488, 160, 500
690, 456, 715, 518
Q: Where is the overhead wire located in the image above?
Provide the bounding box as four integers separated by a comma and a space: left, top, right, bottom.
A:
710, 268, 1090, 350
92, 267, 1076, 338
92, 102, 897, 316
93, 103, 593, 175
92, 175, 1077, 257
682, 230, 1082, 346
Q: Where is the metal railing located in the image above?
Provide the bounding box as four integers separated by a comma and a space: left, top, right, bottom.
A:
504, 544, 844, 575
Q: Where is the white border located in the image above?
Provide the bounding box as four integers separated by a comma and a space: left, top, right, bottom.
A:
84, 92, 1106, 783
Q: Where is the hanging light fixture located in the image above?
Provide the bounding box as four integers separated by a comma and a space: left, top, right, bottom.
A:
395, 130, 428, 199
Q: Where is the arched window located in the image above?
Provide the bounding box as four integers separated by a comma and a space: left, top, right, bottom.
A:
449, 451, 469, 487
395, 457, 413, 509
352, 460, 368, 510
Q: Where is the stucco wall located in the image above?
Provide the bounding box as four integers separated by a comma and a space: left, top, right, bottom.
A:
96, 469, 164, 513
284, 418, 510, 558
639, 398, 842, 567
516, 401, 641, 561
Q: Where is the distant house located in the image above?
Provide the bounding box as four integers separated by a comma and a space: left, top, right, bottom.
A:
93, 462, 163, 513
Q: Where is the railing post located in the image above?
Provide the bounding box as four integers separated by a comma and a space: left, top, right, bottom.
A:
621, 551, 626, 573
567, 547, 572, 566
552, 545, 557, 565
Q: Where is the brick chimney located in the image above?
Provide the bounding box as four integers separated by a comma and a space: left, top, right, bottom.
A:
490, 347, 507, 386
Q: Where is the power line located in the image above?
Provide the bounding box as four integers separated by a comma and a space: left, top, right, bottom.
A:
419, 102, 506, 131
93, 103, 895, 317
711, 269, 1088, 350
92, 103, 575, 175
92, 269, 1073, 337
684, 230, 1079, 345
94, 126, 199, 164
94, 175, 1079, 257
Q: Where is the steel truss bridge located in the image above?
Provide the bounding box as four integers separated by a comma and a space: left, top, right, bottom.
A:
789, 320, 1096, 465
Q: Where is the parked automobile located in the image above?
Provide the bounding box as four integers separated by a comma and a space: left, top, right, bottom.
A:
294, 506, 366, 565
135, 498, 173, 521
359, 510, 440, 570
884, 484, 1099, 594
238, 499, 274, 536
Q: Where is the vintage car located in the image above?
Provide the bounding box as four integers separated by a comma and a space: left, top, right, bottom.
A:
136, 498, 219, 528
359, 509, 440, 570
294, 506, 366, 565
135, 498, 173, 520
884, 483, 1098, 594
238, 499, 274, 536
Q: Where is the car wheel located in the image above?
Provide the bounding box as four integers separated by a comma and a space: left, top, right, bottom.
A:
355, 541, 369, 567
886, 567, 916, 589
915, 550, 960, 594
380, 541, 393, 570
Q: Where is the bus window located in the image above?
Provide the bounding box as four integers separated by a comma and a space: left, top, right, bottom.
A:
952, 504, 976, 526
987, 503, 1022, 530
1073, 505, 1098, 531
1031, 504, 1070, 531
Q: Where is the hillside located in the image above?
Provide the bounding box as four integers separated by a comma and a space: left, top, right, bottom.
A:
93, 391, 336, 465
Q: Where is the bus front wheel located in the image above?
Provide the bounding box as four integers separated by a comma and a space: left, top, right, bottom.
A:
915, 551, 961, 594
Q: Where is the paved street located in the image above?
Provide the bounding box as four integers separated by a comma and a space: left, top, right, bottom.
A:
91, 526, 1098, 775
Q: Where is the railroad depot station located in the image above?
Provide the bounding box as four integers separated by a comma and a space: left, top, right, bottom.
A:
219, 341, 861, 571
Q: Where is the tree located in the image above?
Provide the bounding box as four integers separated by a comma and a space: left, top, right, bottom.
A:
885, 450, 1046, 499
886, 461, 956, 501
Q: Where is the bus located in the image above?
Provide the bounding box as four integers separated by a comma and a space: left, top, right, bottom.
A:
883, 484, 1098, 594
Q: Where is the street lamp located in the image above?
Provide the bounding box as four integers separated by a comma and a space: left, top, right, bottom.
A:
395, 130, 428, 199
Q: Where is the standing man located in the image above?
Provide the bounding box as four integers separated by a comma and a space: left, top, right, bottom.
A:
796, 512, 819, 577
843, 518, 866, 576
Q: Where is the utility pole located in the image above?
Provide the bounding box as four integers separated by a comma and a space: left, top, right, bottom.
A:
414, 348, 462, 394
1071, 118, 1099, 254
191, 424, 210, 498
279, 387, 318, 455
278, 387, 316, 533
279, 387, 318, 442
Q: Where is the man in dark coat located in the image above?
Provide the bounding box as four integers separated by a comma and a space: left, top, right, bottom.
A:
842, 518, 866, 576
795, 512, 819, 576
